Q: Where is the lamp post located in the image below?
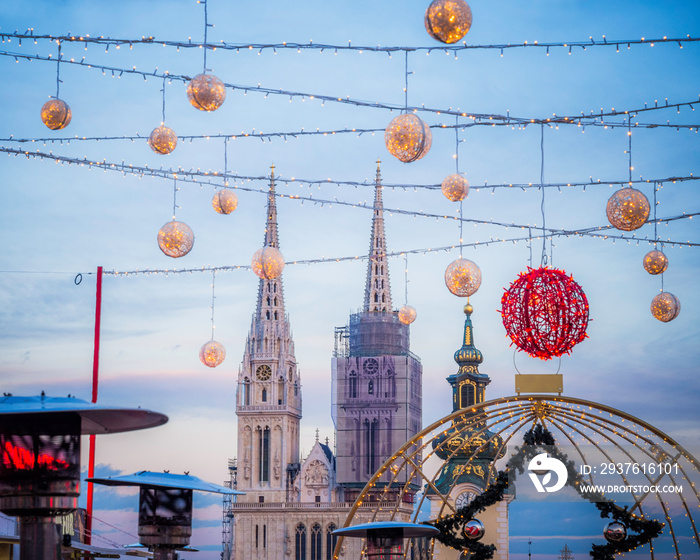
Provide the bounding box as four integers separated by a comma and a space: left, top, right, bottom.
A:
87, 470, 244, 560
333, 521, 439, 560
0, 394, 168, 560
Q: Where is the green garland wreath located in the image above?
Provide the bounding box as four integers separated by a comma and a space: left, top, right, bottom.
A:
427, 425, 664, 560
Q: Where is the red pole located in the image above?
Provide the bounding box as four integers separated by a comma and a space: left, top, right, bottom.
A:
86, 265, 103, 545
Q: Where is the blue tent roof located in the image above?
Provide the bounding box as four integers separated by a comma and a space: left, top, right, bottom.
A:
332, 521, 439, 538
0, 395, 168, 435
87, 470, 244, 495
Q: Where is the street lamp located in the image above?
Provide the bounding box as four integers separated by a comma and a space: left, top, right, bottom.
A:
0, 394, 168, 560
333, 521, 439, 560
87, 470, 244, 560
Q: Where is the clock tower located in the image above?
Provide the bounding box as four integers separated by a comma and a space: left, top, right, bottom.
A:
235, 166, 302, 503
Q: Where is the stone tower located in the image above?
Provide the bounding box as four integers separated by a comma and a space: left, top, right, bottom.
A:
332, 161, 423, 504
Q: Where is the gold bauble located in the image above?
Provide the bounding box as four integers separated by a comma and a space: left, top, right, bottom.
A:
441, 173, 470, 201
643, 250, 668, 275
398, 305, 417, 325
157, 220, 194, 258
445, 258, 481, 297
148, 125, 178, 155
425, 0, 473, 44
252, 246, 285, 279
650, 292, 680, 322
200, 340, 226, 368
40, 98, 72, 130
187, 73, 226, 112
385, 113, 432, 163
606, 188, 650, 231
212, 189, 239, 214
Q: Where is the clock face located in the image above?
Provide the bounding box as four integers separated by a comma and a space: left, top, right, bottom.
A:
363, 358, 379, 375
256, 365, 272, 381
455, 491, 477, 510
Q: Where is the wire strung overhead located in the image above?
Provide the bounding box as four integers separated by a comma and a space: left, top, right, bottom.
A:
2, 31, 697, 54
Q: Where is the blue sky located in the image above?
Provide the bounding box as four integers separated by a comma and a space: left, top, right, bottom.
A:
1, 0, 699, 557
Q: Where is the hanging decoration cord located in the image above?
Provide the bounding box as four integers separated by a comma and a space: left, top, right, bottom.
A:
628, 117, 633, 184
540, 124, 548, 266
55, 41, 62, 98
210, 270, 216, 340
456, 116, 464, 257
172, 179, 179, 219
404, 50, 412, 112
202, 0, 210, 73
223, 137, 229, 187
160, 75, 166, 123
404, 253, 409, 306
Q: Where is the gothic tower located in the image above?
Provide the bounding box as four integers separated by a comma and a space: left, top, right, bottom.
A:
332, 161, 423, 503
235, 166, 302, 499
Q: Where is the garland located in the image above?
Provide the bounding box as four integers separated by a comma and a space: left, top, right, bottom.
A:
428, 425, 664, 560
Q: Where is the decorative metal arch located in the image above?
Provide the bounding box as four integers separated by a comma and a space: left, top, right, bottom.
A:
333, 395, 700, 559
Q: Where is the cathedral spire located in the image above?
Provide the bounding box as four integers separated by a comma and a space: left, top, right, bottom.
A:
363, 160, 393, 313
256, 165, 285, 321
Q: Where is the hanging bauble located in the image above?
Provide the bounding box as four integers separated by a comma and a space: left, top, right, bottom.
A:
650, 292, 680, 322
398, 305, 417, 325
187, 73, 226, 112
148, 125, 178, 155
643, 250, 668, 275
199, 340, 226, 368
40, 98, 72, 130
157, 220, 194, 258
603, 521, 627, 543
425, 0, 473, 44
500, 267, 589, 360
385, 113, 432, 163
212, 189, 239, 214
445, 258, 481, 297
441, 173, 470, 201
606, 187, 650, 231
461, 519, 485, 541
252, 246, 285, 279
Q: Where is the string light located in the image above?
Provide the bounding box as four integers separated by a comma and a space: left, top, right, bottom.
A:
200, 269, 226, 368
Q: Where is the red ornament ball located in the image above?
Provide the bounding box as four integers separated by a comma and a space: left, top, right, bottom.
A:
500, 267, 589, 360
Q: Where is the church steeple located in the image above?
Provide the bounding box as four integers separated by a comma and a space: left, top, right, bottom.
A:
363, 160, 393, 313
255, 165, 285, 323
447, 303, 490, 412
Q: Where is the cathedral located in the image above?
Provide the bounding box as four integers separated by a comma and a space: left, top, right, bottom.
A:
222, 163, 508, 560
222, 162, 422, 560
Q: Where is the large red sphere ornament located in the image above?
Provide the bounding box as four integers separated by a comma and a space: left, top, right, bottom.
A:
500, 267, 589, 360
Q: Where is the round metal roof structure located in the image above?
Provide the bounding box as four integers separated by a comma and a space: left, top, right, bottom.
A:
333, 521, 439, 539
87, 470, 245, 495
0, 395, 168, 434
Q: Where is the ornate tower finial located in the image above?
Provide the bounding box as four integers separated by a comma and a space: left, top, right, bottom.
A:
363, 160, 393, 312
256, 168, 285, 320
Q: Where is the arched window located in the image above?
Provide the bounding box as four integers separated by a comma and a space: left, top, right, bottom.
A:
295, 523, 307, 560
365, 419, 378, 475
310, 523, 322, 560
243, 378, 251, 406
266, 296, 271, 306
259, 427, 270, 483
262, 388, 267, 402
274, 311, 279, 320
368, 380, 374, 395
348, 371, 358, 398
460, 383, 475, 408
326, 524, 337, 560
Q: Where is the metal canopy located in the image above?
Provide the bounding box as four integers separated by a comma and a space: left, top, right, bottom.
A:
0, 395, 168, 434
332, 521, 440, 538
87, 470, 245, 495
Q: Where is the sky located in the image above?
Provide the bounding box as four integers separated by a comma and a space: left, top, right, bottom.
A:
0, 0, 699, 558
